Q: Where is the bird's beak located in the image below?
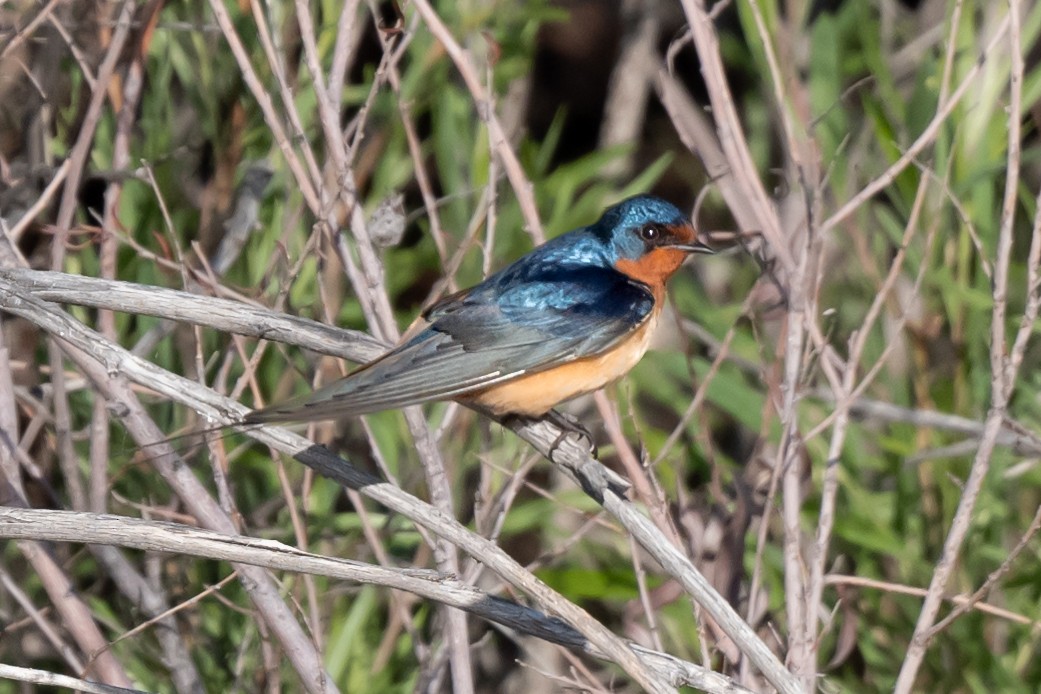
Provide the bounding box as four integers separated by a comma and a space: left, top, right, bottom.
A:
673, 239, 714, 255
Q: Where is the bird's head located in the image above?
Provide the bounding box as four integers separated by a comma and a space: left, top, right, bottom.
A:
592, 195, 712, 289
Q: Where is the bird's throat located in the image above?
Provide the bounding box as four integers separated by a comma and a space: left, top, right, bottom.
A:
614, 248, 688, 301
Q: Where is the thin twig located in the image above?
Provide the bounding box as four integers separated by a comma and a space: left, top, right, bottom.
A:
0, 664, 143, 694
894, 3, 1021, 690
409, 0, 545, 245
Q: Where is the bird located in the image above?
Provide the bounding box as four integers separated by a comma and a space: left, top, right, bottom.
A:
243, 195, 712, 447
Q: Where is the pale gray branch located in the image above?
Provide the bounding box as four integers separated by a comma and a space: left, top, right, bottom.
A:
0, 507, 753, 694
0, 664, 144, 694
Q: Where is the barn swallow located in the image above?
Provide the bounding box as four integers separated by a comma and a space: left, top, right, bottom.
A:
244, 195, 712, 439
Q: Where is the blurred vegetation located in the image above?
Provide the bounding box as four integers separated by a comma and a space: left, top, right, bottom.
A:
3, 0, 1041, 692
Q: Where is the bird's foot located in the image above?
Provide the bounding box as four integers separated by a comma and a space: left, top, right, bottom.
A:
498, 410, 598, 461
543, 409, 598, 460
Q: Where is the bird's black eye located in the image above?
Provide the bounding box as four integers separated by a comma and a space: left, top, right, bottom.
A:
639, 223, 661, 242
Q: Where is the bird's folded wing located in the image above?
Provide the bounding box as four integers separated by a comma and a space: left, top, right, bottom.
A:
246, 266, 654, 422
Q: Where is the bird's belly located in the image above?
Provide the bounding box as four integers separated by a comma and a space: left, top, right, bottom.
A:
467, 313, 658, 417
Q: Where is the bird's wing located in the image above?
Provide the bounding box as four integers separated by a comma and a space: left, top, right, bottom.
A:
245, 265, 654, 423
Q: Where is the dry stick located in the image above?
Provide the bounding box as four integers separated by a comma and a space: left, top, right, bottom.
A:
241, 1, 338, 653
294, 5, 470, 688
598, 0, 659, 179
653, 304, 746, 468
598, 488, 800, 694
666, 40, 853, 391
0, 507, 753, 694
592, 392, 725, 657
342, 15, 415, 167
9, 191, 336, 694
682, 314, 1041, 455
3, 534, 126, 681
281, 24, 471, 686
8, 269, 389, 361
5, 159, 69, 243
802, 278, 926, 440
1004, 174, 1041, 386
47, 11, 100, 91
417, 186, 495, 314
46, 0, 139, 546
628, 533, 664, 653
777, 245, 812, 688
98, 117, 219, 694
465, 452, 542, 587
344, 483, 431, 671
409, 0, 545, 245
0, 269, 803, 694
671, 11, 806, 679
108, 572, 239, 652
84, 359, 341, 693
656, 76, 847, 639
594, 391, 676, 542
394, 409, 474, 694
88, 544, 204, 694
811, 107, 974, 599
51, 0, 134, 252
291, 0, 350, 179
458, 457, 546, 642
295, 12, 474, 689
245, 0, 323, 186
743, 396, 786, 688
806, 145, 935, 678
678, 4, 1011, 687
750, 6, 835, 682
0, 342, 132, 687
744, 0, 814, 187
383, 35, 450, 263
817, 11, 1011, 238
89, 26, 206, 694
11, 5, 136, 687
660, 29, 801, 680
0, 509, 518, 633
0, 0, 63, 59
169, 2, 324, 540
743, 3, 822, 682
655, 68, 761, 235
0, 664, 143, 694
206, 0, 319, 212
679, 0, 793, 273
894, 4, 1022, 691
0, 567, 85, 675
287, 1, 399, 342
897, 0, 999, 281
473, 53, 503, 429
95, 73, 128, 502
328, 0, 366, 107
483, 131, 502, 277
0, 277, 340, 692
824, 574, 1039, 628
595, 388, 739, 662
926, 502, 1041, 637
